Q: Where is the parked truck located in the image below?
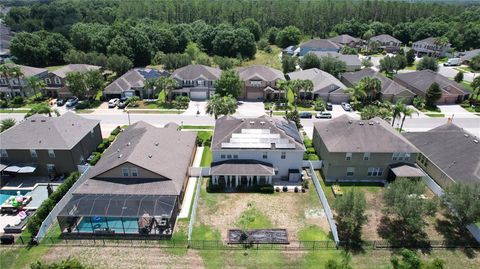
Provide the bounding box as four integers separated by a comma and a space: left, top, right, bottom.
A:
443, 58, 461, 66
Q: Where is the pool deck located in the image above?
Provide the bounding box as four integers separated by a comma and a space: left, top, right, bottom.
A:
178, 146, 203, 219
1, 176, 63, 190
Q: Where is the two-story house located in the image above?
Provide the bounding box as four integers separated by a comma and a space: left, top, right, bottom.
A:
287, 68, 349, 103
341, 68, 416, 104
403, 123, 480, 188
313, 115, 423, 183
171, 64, 222, 100
44, 64, 101, 98
104, 68, 170, 99
394, 70, 469, 104
0, 112, 102, 178
298, 39, 341, 57
328, 34, 363, 48
57, 121, 197, 237
412, 37, 451, 58
0, 64, 48, 98
369, 34, 402, 53
237, 65, 285, 101
209, 116, 305, 190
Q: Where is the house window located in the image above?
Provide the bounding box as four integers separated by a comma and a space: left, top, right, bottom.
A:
251, 80, 262, 86
122, 167, 129, 177
233, 154, 238, 159
30, 149, 38, 158
45, 78, 51, 84
367, 167, 384, 177
262, 152, 268, 159
0, 149, 7, 157
0, 79, 5, 85
48, 149, 55, 158
47, 164, 55, 174
54, 77, 61, 85
392, 152, 410, 161
227, 154, 232, 159
345, 152, 352, 161
274, 167, 279, 175
363, 152, 370, 161
346, 167, 355, 177
281, 152, 286, 159
221, 154, 225, 159
131, 168, 138, 177
197, 80, 204, 86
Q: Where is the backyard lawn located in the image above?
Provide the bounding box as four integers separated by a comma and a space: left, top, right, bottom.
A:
241, 45, 282, 70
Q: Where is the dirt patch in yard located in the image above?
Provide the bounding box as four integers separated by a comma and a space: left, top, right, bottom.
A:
42, 246, 204, 269
196, 180, 330, 241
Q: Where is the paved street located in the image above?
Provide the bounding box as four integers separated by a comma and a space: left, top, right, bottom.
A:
438, 65, 476, 83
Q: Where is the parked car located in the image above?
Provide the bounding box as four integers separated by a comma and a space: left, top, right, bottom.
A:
443, 58, 461, 66
341, 102, 352, 111
65, 97, 79, 107
108, 98, 119, 108
299, 112, 313, 119
316, 112, 332, 119
117, 97, 129, 109
56, 99, 65, 106
326, 102, 333, 111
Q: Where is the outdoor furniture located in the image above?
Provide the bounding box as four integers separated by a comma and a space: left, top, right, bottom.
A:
332, 185, 343, 196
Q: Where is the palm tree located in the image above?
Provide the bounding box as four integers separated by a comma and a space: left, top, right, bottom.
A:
470, 76, 480, 103
0, 118, 16, 132
10, 66, 24, 97
290, 79, 303, 110
358, 77, 382, 103
302, 80, 314, 101
205, 94, 237, 119
25, 76, 46, 98
144, 78, 157, 99
25, 103, 60, 119
276, 79, 289, 103
346, 86, 367, 103
157, 77, 178, 104
0, 64, 13, 98
399, 106, 418, 132
391, 99, 406, 127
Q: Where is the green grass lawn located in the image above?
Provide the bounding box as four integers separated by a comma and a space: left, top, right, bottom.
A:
298, 225, 332, 241
75, 109, 94, 114
425, 113, 445, 117
181, 125, 214, 129
241, 45, 282, 70
200, 146, 212, 167
191, 224, 221, 241
405, 65, 417, 70
236, 204, 272, 230
0, 109, 30, 113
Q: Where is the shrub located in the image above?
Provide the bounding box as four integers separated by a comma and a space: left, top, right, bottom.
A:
294, 186, 299, 193
206, 178, 224, 193
303, 138, 313, 148
102, 138, 110, 148
302, 180, 309, 189
88, 152, 102, 165
308, 154, 319, 161
412, 96, 426, 110
307, 147, 316, 154
108, 135, 116, 142
235, 184, 274, 193
303, 152, 309, 160
26, 172, 80, 237
275, 187, 280, 192
75, 101, 90, 109
12, 96, 24, 105
282, 186, 288, 192
0, 99, 7, 108
110, 126, 122, 136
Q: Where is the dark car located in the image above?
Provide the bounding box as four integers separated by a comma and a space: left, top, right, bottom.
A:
65, 97, 79, 107
117, 97, 129, 109
299, 112, 313, 119
56, 99, 65, 106
326, 102, 333, 111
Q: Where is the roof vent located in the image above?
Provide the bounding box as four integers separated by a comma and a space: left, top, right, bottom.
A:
127, 142, 131, 146
348, 120, 353, 124
148, 154, 152, 158
31, 120, 36, 122
249, 121, 255, 125
117, 149, 120, 152
260, 121, 265, 125
155, 142, 159, 146
118, 154, 123, 158
241, 119, 245, 122
41, 119, 46, 122
359, 121, 364, 125
368, 122, 374, 125
474, 140, 479, 144
464, 134, 469, 138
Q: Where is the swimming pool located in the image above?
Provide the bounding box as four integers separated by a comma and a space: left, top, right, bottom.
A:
76, 217, 139, 234
0, 190, 29, 205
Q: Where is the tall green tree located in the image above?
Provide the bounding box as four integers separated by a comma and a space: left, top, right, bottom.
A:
65, 72, 87, 98
357, 77, 382, 103
391, 99, 406, 127
276, 26, 301, 48
206, 94, 237, 119
25, 103, 60, 118
416, 57, 439, 72
156, 77, 179, 103
0, 64, 14, 97
107, 54, 133, 76
406, 49, 416, 66
84, 70, 104, 94
334, 189, 367, 243
214, 69, 242, 98
10, 66, 24, 96
239, 18, 261, 41
442, 183, 480, 227
425, 82, 442, 108
299, 54, 321, 70
454, 71, 463, 83
399, 106, 418, 132
282, 55, 297, 73
318, 56, 347, 78
25, 76, 46, 98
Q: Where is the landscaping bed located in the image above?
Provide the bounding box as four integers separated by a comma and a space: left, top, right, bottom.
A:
228, 229, 289, 244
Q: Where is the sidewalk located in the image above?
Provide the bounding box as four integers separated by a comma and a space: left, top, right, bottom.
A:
178, 146, 204, 219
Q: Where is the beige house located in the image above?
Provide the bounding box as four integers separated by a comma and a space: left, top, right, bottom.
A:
237, 65, 285, 101
403, 123, 480, 188
44, 64, 101, 98
313, 115, 423, 183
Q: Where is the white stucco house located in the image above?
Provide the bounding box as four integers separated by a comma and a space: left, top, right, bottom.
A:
209, 115, 305, 190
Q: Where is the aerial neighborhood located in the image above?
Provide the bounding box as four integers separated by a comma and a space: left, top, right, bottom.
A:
0, 0, 479, 268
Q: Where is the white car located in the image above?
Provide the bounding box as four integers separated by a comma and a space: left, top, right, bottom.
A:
341, 102, 352, 112
108, 98, 119, 108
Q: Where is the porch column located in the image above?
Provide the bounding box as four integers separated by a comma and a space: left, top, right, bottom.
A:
236, 175, 239, 187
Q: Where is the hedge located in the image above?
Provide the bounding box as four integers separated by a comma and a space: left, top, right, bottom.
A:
88, 152, 102, 165
110, 126, 122, 136
26, 172, 80, 237
306, 147, 316, 154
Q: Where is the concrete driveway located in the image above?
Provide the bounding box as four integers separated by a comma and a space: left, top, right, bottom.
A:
437, 105, 478, 118
183, 101, 207, 116
234, 101, 266, 117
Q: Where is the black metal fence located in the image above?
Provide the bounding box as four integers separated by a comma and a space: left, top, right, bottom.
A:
10, 236, 480, 251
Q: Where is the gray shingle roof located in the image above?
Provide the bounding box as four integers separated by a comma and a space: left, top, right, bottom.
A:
4, 63, 47, 78
342, 68, 414, 96
237, 65, 284, 82
73, 177, 181, 196
172, 64, 221, 81
104, 68, 170, 94
413, 37, 450, 47
211, 115, 304, 151
394, 70, 467, 94
309, 52, 362, 67
370, 34, 401, 44
313, 115, 419, 153
300, 39, 341, 50
211, 160, 274, 176
390, 163, 426, 177
287, 68, 346, 94
52, 64, 101, 78
0, 112, 100, 150
85, 121, 197, 195
403, 124, 480, 185
328, 34, 361, 45
459, 49, 480, 62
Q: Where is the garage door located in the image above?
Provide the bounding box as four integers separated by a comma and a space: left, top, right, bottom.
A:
246, 91, 264, 100
190, 91, 208, 100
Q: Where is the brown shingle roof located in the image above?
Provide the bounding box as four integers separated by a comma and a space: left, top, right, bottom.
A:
172, 64, 221, 81
287, 68, 346, 94
342, 68, 414, 96
237, 65, 284, 82
394, 70, 467, 94
313, 115, 419, 153
0, 112, 100, 150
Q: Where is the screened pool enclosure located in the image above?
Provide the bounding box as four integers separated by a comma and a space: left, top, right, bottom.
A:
57, 194, 179, 237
